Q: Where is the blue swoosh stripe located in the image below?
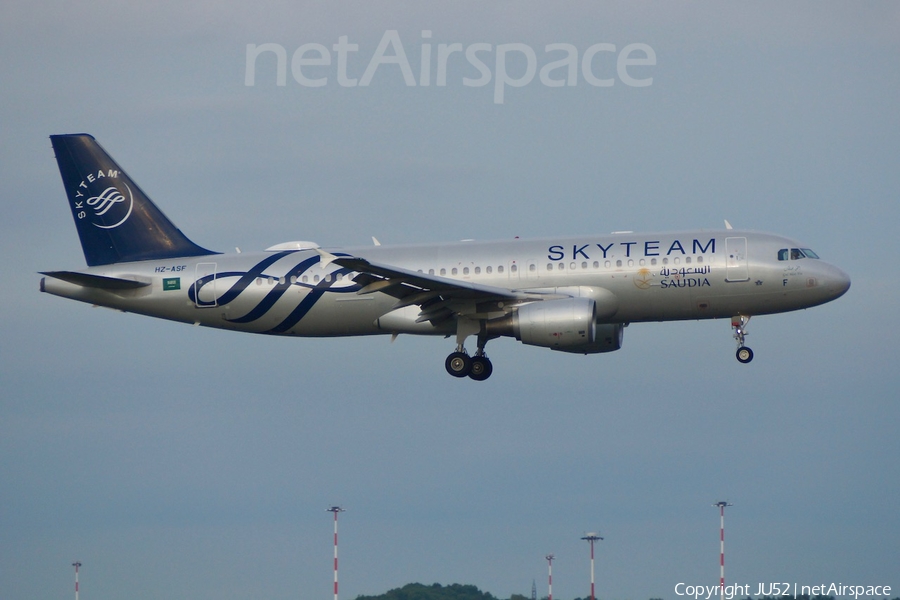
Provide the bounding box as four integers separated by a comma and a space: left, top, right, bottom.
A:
266, 277, 339, 334
188, 251, 293, 305
227, 255, 322, 324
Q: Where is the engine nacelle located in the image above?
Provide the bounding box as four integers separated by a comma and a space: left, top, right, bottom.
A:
551, 322, 624, 354
513, 297, 597, 349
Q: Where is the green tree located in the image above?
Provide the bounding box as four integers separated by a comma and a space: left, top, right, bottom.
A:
355, 582, 499, 600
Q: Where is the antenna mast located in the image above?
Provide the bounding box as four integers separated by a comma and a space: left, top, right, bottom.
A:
327, 506, 345, 600
581, 533, 603, 600
713, 501, 733, 600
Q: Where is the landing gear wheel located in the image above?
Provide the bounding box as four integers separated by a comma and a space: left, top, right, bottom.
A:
468, 356, 493, 381
736, 346, 754, 364
445, 352, 472, 377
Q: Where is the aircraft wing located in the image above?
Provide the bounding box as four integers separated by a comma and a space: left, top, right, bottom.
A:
319, 251, 552, 325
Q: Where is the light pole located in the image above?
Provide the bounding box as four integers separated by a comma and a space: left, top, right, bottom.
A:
581, 533, 603, 600
327, 506, 345, 600
545, 554, 554, 600
713, 502, 733, 600
72, 562, 82, 600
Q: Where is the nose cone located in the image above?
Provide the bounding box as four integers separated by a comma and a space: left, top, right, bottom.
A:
824, 263, 851, 300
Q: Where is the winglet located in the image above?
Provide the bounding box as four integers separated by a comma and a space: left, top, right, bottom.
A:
724, 219, 733, 230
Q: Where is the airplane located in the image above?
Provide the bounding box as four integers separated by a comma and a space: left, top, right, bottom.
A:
40, 134, 851, 381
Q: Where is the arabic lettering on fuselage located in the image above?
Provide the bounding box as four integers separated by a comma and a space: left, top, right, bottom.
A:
659, 265, 711, 277
547, 238, 716, 261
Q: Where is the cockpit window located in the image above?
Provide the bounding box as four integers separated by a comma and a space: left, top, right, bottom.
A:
778, 248, 820, 261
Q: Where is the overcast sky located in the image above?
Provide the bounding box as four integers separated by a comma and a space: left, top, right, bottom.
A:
1, 2, 898, 600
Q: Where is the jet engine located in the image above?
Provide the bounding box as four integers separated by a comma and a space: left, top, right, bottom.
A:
551, 322, 624, 354
483, 297, 624, 354
514, 297, 596, 349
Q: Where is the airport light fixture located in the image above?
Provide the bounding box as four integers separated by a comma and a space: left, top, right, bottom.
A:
72, 562, 82, 600
581, 533, 603, 600
545, 554, 555, 600
327, 506, 345, 600
713, 502, 734, 600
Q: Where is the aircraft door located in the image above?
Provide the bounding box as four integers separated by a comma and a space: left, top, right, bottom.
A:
725, 237, 749, 282
194, 262, 218, 307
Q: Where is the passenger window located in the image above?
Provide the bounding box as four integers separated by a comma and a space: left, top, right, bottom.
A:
452, 268, 458, 275
604, 260, 610, 268
616, 260, 622, 267
474, 267, 480, 274
463, 267, 469, 275
510, 265, 517, 273
651, 258, 657, 266
429, 269, 434, 275
499, 265, 505, 273
486, 266, 492, 274
582, 261, 588, 269
593, 261, 599, 268
685, 257, 692, 264
440, 268, 446, 275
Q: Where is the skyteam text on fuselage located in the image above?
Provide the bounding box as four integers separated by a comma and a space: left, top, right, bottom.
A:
41, 134, 851, 380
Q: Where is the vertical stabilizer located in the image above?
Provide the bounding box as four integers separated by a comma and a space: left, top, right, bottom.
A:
50, 134, 217, 266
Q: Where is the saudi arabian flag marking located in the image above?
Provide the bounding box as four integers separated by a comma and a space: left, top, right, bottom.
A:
163, 277, 181, 291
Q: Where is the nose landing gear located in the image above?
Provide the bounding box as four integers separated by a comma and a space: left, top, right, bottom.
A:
732, 315, 753, 363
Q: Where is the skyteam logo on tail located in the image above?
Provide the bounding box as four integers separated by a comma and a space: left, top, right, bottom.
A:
72, 170, 134, 229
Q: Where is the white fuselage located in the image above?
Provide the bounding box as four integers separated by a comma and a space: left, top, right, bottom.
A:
41, 229, 850, 338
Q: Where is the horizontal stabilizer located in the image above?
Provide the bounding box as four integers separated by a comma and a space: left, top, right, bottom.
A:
40, 271, 151, 290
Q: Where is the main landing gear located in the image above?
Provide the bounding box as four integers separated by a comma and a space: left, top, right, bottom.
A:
732, 315, 753, 363
445, 349, 493, 381
445, 318, 494, 381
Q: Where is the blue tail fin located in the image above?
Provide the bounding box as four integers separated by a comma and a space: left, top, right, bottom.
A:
50, 134, 217, 266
